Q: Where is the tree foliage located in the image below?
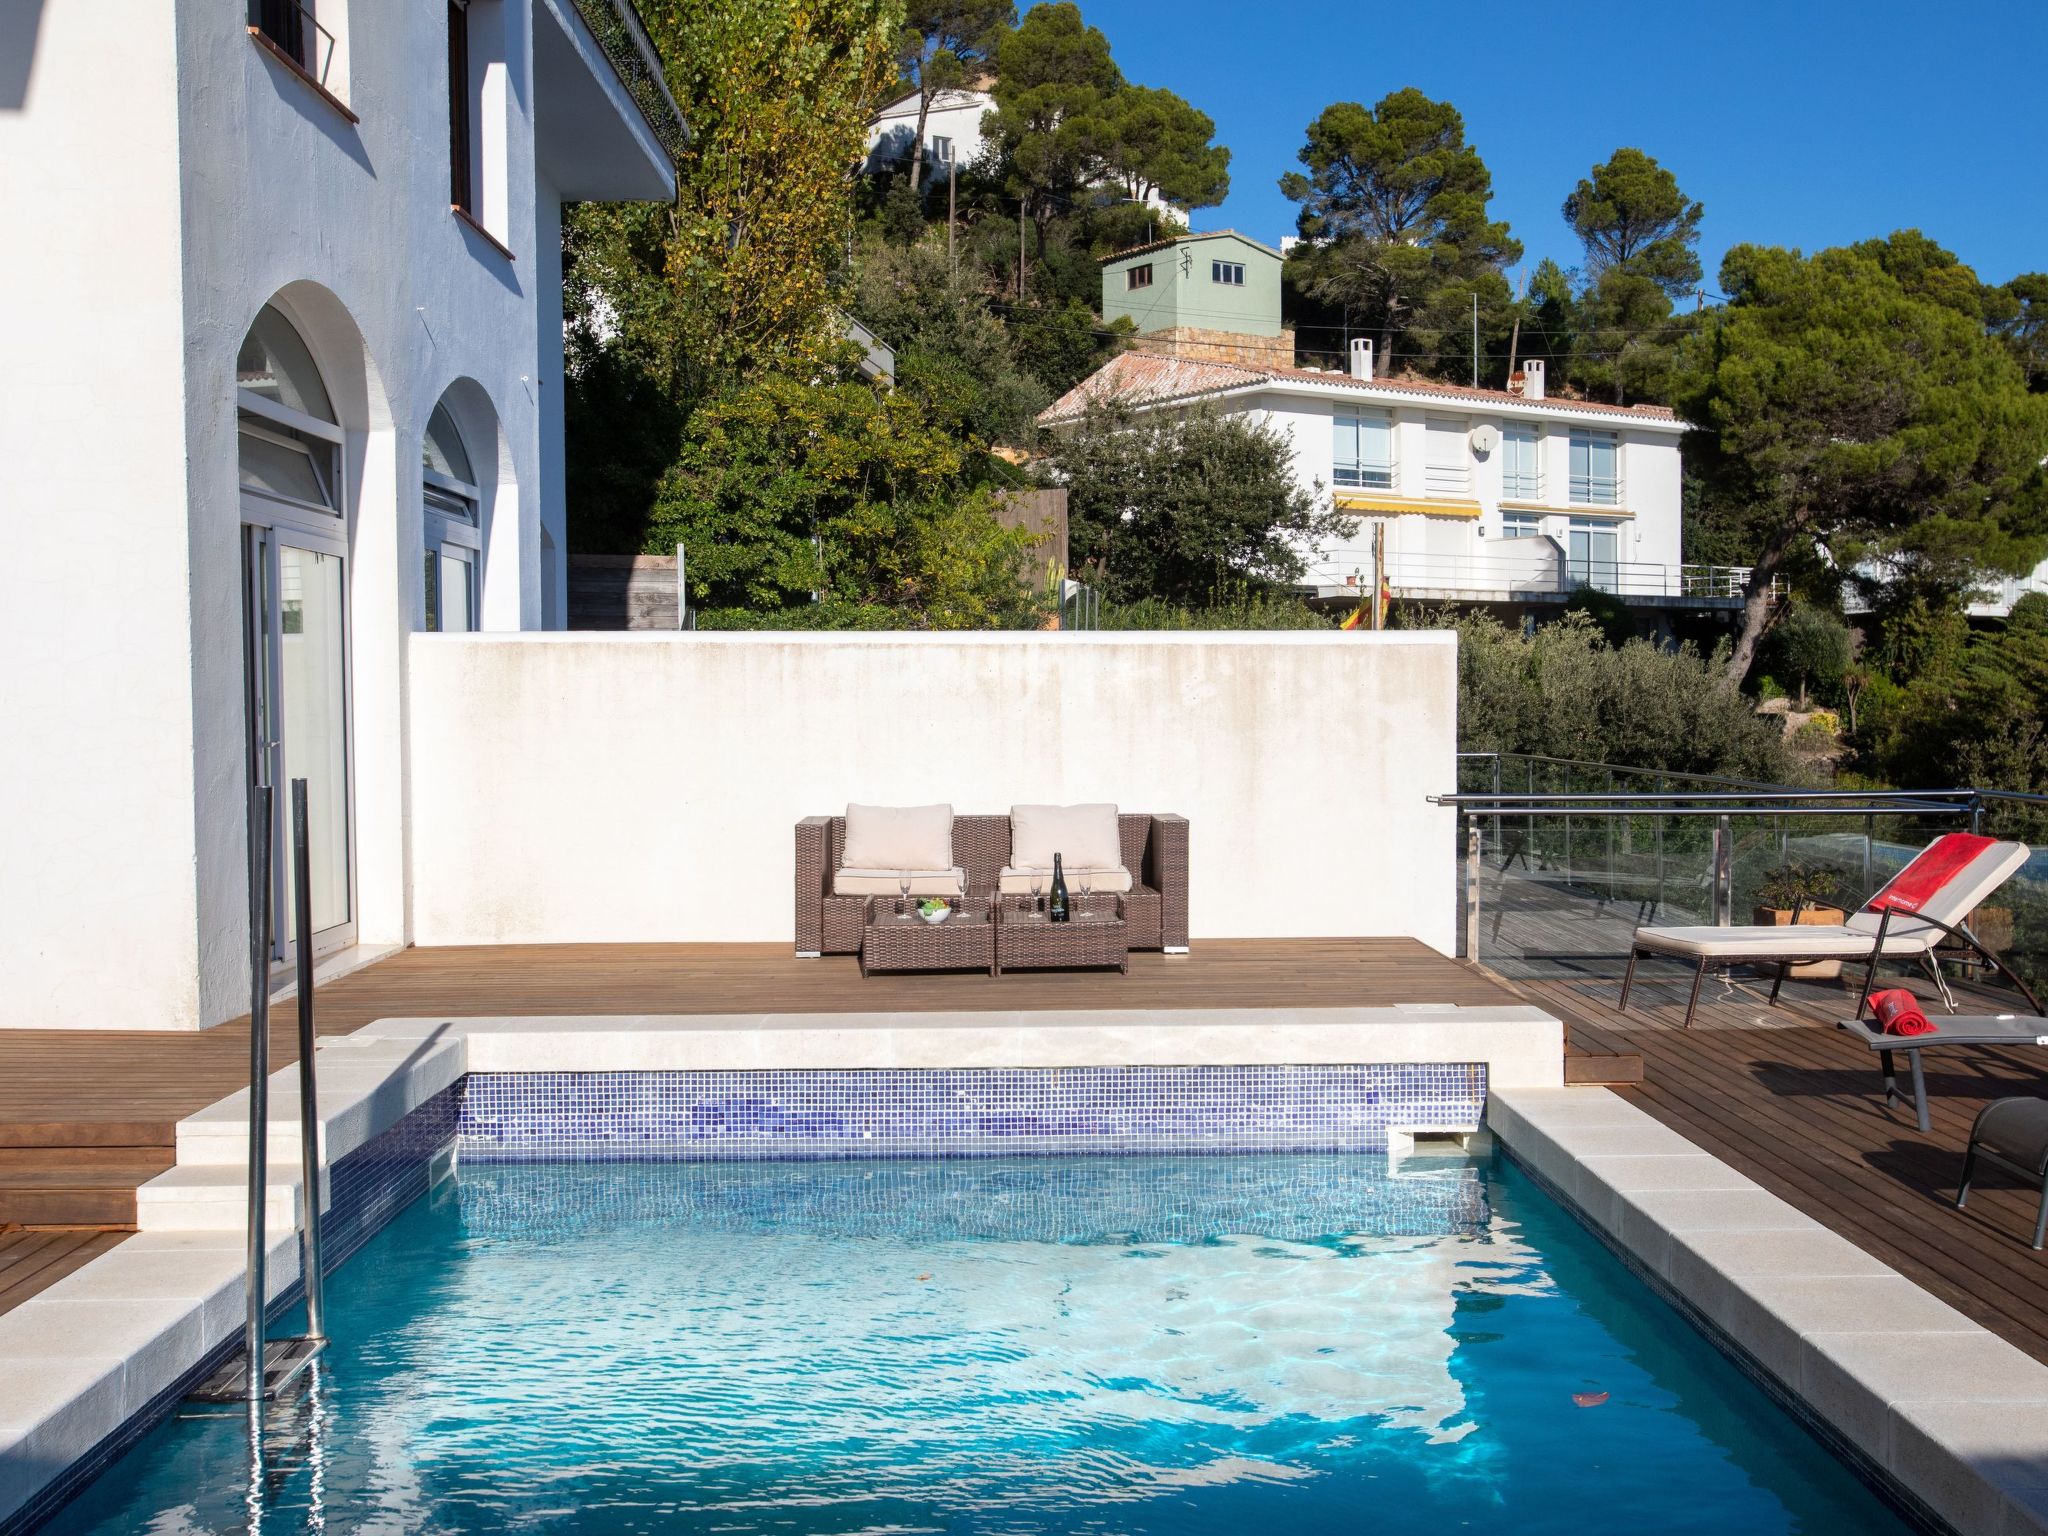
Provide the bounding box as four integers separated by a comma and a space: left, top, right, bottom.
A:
1675, 231, 2048, 684
1039, 403, 1354, 603
980, 2, 1229, 267
854, 236, 1050, 445
1440, 611, 1796, 781
1563, 148, 1704, 295
893, 1, 1014, 193
985, 2, 1122, 250
1096, 84, 1230, 211
565, 0, 900, 401
648, 363, 1043, 627
1279, 88, 1521, 372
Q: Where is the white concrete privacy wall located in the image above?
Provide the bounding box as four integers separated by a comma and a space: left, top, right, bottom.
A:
405, 631, 1459, 948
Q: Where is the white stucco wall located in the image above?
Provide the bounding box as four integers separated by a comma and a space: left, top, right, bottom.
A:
0, 2, 666, 1029
405, 633, 1460, 950
0, 5, 205, 1028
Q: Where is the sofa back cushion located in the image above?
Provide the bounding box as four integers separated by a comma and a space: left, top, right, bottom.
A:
1010, 803, 1123, 871
841, 803, 953, 871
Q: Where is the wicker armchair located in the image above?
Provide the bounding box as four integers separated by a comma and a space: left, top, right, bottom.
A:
796, 812, 1187, 958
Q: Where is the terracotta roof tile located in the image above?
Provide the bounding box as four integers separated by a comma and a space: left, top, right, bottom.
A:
1037, 350, 1680, 425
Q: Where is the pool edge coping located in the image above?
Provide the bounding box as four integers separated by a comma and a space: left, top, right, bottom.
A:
1489, 1085, 2048, 1536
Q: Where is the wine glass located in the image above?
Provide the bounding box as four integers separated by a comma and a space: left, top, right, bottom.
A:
957, 868, 968, 920
1078, 868, 1093, 919
1030, 868, 1045, 915
898, 872, 912, 917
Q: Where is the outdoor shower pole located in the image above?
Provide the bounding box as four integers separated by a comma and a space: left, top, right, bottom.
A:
243, 783, 272, 1403
291, 781, 327, 1343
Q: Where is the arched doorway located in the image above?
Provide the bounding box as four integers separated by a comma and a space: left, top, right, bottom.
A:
237, 301, 354, 962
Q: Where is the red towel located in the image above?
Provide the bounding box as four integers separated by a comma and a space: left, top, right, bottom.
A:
1868, 988, 1936, 1037
1867, 833, 1996, 915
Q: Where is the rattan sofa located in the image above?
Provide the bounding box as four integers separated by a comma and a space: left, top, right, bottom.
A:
795, 811, 1188, 958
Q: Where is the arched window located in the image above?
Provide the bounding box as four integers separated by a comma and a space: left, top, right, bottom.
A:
422, 398, 482, 631
237, 305, 343, 513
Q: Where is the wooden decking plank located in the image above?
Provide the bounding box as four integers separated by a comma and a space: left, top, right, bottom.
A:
0, 1230, 127, 1316
1503, 967, 2048, 1364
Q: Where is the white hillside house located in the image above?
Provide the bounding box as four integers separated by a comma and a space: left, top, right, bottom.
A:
865, 87, 994, 180
1043, 240, 1749, 620
0, 0, 683, 1030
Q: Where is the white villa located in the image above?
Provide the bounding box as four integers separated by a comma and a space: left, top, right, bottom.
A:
864, 86, 994, 181
1042, 233, 1743, 621
0, 0, 683, 1031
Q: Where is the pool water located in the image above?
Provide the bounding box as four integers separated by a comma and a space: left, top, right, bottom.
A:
48, 1155, 1909, 1535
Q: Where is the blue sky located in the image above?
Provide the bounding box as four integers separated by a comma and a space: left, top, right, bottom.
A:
1079, 0, 2047, 291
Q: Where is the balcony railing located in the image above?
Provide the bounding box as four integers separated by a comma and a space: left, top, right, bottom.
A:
1434, 752, 2048, 997
565, 0, 691, 164
1305, 545, 1766, 602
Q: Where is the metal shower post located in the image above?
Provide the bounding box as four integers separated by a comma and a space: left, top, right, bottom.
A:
242, 783, 272, 1402
292, 781, 327, 1342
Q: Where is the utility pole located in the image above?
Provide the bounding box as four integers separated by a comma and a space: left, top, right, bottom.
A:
1505, 270, 1525, 382
1471, 291, 1479, 388
946, 144, 957, 278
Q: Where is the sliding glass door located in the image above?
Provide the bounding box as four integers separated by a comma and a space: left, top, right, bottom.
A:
237, 302, 354, 965
242, 525, 354, 960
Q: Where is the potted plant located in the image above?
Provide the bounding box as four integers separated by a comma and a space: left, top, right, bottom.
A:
1753, 863, 1849, 978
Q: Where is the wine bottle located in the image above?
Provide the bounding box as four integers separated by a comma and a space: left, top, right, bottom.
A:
1049, 852, 1070, 924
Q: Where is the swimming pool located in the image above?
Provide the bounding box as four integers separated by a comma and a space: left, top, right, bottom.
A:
45, 1154, 1909, 1534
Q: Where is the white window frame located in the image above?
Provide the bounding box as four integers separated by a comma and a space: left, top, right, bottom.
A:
1423, 414, 1471, 496
1211, 260, 1245, 285
1569, 429, 1621, 506
422, 465, 483, 633
1332, 405, 1395, 491
1567, 517, 1623, 591
237, 387, 345, 518
1501, 424, 1542, 501
1500, 511, 1541, 539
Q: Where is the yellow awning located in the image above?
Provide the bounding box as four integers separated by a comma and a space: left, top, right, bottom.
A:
1331, 493, 1482, 519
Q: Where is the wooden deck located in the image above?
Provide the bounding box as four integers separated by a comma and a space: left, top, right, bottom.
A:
1513, 956, 2048, 1369
4, 930, 2044, 1375
0, 938, 1536, 1251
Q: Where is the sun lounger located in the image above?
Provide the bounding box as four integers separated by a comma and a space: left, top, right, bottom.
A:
1620, 835, 2037, 1029
1836, 1014, 2048, 1133
1956, 1097, 2048, 1250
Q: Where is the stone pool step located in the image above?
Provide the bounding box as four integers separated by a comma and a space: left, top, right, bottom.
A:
134, 1161, 306, 1234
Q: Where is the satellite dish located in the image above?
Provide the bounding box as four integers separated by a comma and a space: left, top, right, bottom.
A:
1469, 423, 1501, 455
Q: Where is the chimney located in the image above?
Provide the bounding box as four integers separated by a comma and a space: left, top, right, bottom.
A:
1349, 337, 1374, 381
1511, 359, 1546, 400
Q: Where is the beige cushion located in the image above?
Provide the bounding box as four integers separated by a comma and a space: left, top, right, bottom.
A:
998, 863, 1131, 895
1631, 923, 1933, 960
842, 803, 952, 872
834, 866, 966, 898
1010, 803, 1121, 872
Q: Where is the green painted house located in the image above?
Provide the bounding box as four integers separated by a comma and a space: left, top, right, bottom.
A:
1100, 230, 1285, 339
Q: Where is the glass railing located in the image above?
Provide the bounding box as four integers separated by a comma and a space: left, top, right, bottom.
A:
1443, 753, 2048, 1002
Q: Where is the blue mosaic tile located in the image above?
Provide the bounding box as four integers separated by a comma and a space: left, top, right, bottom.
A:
319, 1081, 462, 1273
451, 1153, 1491, 1246
457, 1065, 1486, 1161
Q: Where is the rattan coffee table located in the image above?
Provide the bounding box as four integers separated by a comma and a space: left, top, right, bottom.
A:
859, 896, 995, 977
996, 893, 1129, 974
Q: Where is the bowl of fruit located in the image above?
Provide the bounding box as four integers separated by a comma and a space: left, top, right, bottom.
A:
917, 897, 953, 925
